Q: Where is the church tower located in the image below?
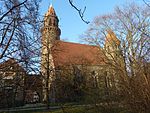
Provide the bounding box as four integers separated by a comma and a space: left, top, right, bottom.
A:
41, 5, 60, 102
42, 4, 61, 42
104, 29, 121, 60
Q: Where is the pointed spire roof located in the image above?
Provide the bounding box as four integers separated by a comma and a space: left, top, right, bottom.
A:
105, 29, 120, 45
45, 4, 56, 16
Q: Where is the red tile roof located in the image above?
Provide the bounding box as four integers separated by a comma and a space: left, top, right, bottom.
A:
51, 41, 106, 67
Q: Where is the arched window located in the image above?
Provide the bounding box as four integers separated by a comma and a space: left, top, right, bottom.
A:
49, 19, 52, 26
91, 71, 99, 87
73, 66, 83, 86
53, 20, 55, 26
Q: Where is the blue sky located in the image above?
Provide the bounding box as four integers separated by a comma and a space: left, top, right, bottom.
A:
40, 0, 142, 43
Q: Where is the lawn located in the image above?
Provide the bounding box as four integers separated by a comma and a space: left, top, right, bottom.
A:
2, 106, 130, 113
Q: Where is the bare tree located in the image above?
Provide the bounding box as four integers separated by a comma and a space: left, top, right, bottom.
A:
82, 3, 150, 113
0, 0, 42, 108
0, 0, 41, 61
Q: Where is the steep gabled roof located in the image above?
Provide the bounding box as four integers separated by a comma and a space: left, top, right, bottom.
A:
51, 41, 106, 67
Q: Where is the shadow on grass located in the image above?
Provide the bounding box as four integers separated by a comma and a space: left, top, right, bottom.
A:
2, 105, 132, 113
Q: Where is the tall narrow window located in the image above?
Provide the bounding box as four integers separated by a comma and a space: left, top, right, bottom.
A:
49, 19, 52, 26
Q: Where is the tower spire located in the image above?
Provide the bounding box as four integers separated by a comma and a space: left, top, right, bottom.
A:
45, 4, 56, 17
51, 0, 53, 6
42, 2, 61, 41
105, 29, 120, 45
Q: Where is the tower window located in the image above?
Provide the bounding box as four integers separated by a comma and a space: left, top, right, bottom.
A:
53, 21, 55, 26
49, 19, 52, 26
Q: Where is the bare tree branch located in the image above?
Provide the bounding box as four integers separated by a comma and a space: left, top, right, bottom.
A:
68, 0, 90, 24
0, 0, 28, 21
0, 20, 14, 47
0, 20, 16, 59
143, 0, 150, 7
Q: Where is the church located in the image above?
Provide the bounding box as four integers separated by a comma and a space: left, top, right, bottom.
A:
41, 5, 122, 102
0, 5, 122, 105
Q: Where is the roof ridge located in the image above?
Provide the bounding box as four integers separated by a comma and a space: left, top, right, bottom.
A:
55, 40, 98, 47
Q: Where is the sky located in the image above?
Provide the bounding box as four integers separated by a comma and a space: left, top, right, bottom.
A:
39, 0, 142, 43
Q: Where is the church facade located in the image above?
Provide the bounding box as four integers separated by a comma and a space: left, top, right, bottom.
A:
41, 5, 123, 102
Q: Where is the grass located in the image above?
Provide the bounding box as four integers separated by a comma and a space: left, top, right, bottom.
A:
51, 107, 84, 113
49, 107, 129, 113
1, 106, 131, 113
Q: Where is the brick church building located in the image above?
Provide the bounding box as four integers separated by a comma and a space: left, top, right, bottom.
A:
41, 5, 122, 102
0, 5, 123, 106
